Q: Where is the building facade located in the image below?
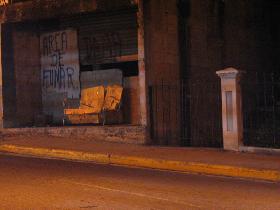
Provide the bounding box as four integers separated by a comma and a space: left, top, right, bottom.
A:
0, 0, 279, 149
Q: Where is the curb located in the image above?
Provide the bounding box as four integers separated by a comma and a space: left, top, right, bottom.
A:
0, 144, 279, 182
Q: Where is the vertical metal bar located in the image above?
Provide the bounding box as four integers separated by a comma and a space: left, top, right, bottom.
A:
188, 81, 191, 146
263, 72, 267, 110
180, 81, 182, 144
161, 80, 165, 145
183, 82, 185, 144
148, 86, 154, 141
189, 82, 192, 146
155, 84, 158, 143
167, 84, 170, 145
181, 80, 185, 145
271, 73, 276, 146
254, 72, 259, 146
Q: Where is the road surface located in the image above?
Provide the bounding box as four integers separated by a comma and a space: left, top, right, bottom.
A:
0, 153, 279, 210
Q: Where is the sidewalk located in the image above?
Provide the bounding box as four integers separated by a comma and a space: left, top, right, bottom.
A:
0, 134, 280, 182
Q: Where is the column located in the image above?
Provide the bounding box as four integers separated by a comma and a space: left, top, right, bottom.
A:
137, 0, 147, 126
216, 68, 243, 151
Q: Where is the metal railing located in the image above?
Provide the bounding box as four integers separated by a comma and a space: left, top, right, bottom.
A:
148, 72, 280, 149
148, 79, 222, 147
242, 72, 280, 148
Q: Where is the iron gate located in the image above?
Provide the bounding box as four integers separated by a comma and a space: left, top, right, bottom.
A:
242, 72, 280, 148
148, 79, 222, 147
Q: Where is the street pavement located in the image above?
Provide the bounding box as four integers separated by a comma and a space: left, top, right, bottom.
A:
0, 153, 279, 210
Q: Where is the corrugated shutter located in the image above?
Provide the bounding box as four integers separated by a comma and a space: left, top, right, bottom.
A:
60, 8, 138, 66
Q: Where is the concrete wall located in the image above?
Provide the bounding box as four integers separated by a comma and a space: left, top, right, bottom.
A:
186, 0, 280, 147
143, 0, 223, 146
0, 0, 136, 23
187, 0, 223, 147
144, 0, 181, 145
1, 0, 278, 147
222, 0, 280, 148
1, 23, 42, 128
12, 23, 42, 127
1, 11, 141, 127
123, 76, 140, 125
2, 23, 17, 127
223, 0, 278, 73
2, 125, 146, 144
143, 0, 280, 147
0, 25, 3, 128
144, 0, 180, 85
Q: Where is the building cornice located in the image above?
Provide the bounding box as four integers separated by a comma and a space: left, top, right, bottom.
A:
0, 0, 138, 23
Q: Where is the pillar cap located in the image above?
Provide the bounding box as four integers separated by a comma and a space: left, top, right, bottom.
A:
216, 68, 242, 79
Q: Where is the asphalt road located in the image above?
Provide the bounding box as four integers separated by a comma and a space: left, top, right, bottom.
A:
0, 153, 279, 210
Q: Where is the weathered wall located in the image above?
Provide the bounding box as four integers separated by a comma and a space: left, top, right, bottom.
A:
0, 0, 137, 23
224, 1, 254, 70
144, 0, 280, 147
144, 0, 222, 147
144, 0, 181, 145
12, 23, 42, 126
123, 76, 140, 125
1, 6, 141, 127
187, 0, 223, 147
2, 23, 17, 127
2, 125, 146, 144
40, 29, 80, 123
0, 24, 3, 128
223, 0, 278, 73
222, 0, 280, 148
186, 0, 280, 147
144, 0, 180, 85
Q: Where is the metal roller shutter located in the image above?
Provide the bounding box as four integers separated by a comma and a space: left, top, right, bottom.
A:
60, 8, 138, 67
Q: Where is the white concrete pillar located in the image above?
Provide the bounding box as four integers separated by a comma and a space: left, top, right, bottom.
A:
216, 68, 243, 151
